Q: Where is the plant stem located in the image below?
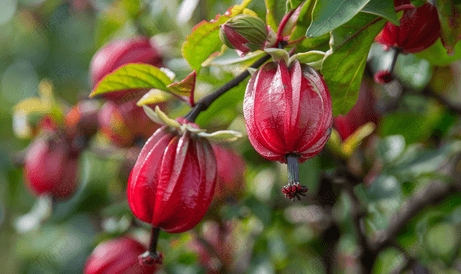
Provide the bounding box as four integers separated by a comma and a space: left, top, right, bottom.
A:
184, 54, 271, 122
149, 227, 161, 254
389, 47, 401, 74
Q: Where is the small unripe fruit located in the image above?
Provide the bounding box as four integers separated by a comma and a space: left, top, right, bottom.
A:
220, 14, 275, 56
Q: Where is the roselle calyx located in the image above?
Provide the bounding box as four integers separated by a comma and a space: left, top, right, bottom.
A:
375, 3, 440, 54
24, 132, 79, 199
84, 237, 158, 274
89, 37, 164, 101
219, 14, 276, 57
128, 115, 217, 232
373, 2, 440, 83
243, 58, 332, 200
128, 106, 242, 265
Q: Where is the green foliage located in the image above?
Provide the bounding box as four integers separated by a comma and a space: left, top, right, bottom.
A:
361, 0, 399, 26
306, 0, 371, 38
90, 63, 173, 97
322, 13, 386, 116
181, 0, 253, 71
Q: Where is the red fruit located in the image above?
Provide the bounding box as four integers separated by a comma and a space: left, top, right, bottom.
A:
333, 81, 380, 141
98, 101, 160, 147
24, 133, 79, 199
65, 100, 99, 139
211, 144, 246, 204
90, 37, 163, 86
375, 3, 440, 54
127, 117, 217, 233
89, 37, 164, 101
84, 237, 158, 274
243, 59, 332, 200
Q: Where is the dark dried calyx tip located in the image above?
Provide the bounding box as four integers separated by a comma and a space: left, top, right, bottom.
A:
138, 251, 163, 265
374, 70, 393, 84
282, 154, 308, 201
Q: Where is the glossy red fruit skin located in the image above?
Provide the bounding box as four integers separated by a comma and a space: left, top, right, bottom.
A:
211, 144, 245, 204
24, 134, 79, 199
84, 237, 157, 274
243, 59, 332, 164
98, 101, 160, 147
90, 37, 164, 88
375, 3, 440, 54
333, 81, 380, 141
128, 118, 217, 233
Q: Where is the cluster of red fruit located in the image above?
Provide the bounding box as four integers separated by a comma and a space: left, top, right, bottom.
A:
23, 0, 444, 271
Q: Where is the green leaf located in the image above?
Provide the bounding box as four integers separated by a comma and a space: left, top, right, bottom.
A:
434, 0, 461, 54
264, 48, 289, 63
378, 98, 445, 144
415, 39, 461, 67
361, 0, 399, 26
90, 64, 173, 98
306, 0, 371, 38
265, 0, 287, 32
286, 0, 306, 11
181, 0, 253, 70
321, 13, 386, 116
288, 50, 325, 64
